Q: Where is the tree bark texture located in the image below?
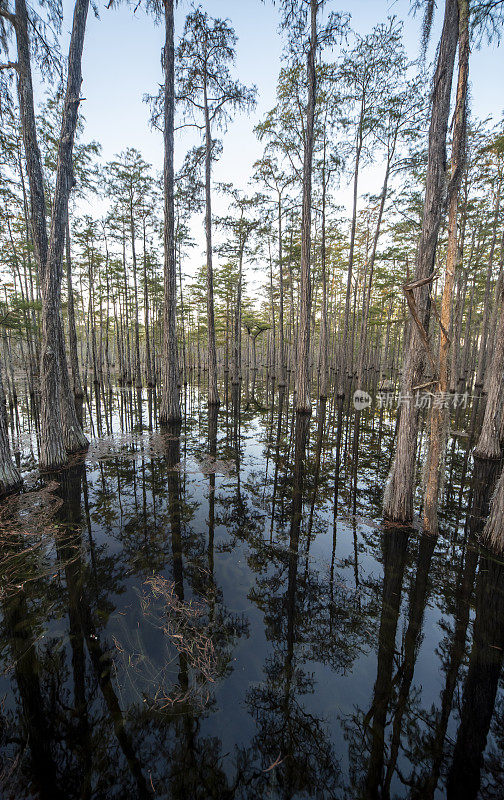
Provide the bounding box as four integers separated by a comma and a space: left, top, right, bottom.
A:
423, 0, 469, 534
383, 0, 459, 522
295, 0, 317, 413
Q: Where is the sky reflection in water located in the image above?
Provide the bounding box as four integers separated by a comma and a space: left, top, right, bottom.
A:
0, 383, 503, 800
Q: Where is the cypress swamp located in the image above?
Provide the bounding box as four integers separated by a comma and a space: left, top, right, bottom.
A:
0, 0, 504, 797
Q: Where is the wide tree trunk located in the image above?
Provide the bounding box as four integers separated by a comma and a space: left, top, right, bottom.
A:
14, 0, 90, 470
482, 456, 504, 553
15, 0, 65, 468
383, 0, 459, 522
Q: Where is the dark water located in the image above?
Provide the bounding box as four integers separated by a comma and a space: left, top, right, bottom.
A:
1, 384, 504, 799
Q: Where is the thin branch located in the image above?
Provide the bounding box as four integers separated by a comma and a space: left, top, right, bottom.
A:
403, 273, 437, 374
0, 7, 16, 25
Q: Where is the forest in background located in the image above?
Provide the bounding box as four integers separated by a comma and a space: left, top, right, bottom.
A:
1, 0, 504, 542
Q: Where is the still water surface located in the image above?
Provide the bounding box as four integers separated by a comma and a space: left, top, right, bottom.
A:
0, 384, 503, 799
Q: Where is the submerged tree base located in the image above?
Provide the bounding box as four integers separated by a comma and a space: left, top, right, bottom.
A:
0, 470, 23, 498
482, 462, 504, 555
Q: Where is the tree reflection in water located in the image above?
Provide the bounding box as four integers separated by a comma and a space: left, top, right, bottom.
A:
0, 386, 503, 798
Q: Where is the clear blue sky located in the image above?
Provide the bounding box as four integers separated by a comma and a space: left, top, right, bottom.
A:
74, 0, 503, 168
55, 0, 504, 277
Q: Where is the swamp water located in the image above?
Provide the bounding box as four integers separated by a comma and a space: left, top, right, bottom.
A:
0, 384, 503, 799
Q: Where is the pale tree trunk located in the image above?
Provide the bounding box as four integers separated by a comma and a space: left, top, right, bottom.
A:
338, 93, 364, 397
204, 80, 220, 407
383, 0, 459, 522
65, 213, 83, 403
295, 0, 316, 414
0, 364, 22, 495
475, 181, 501, 389
449, 223, 469, 390
232, 247, 243, 386
142, 219, 153, 387
356, 150, 393, 387
423, 0, 469, 534
129, 202, 142, 389
448, 175, 468, 390
461, 265, 478, 385
87, 245, 99, 386
122, 228, 132, 384
55, 19, 90, 452
269, 242, 276, 383
160, 0, 181, 422
319, 160, 329, 398
278, 194, 286, 387
177, 240, 187, 385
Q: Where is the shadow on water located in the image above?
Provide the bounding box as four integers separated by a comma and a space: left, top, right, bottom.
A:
1, 385, 504, 798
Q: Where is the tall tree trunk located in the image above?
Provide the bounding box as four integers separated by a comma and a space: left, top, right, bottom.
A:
142, 220, 153, 387
449, 178, 469, 390
15, 0, 65, 468
203, 81, 220, 406
278, 194, 286, 387
357, 152, 393, 387
129, 202, 142, 388
0, 364, 22, 494
295, 0, 317, 414
87, 244, 99, 387
319, 160, 329, 398
475, 182, 501, 388
160, 0, 181, 422
232, 248, 243, 386
177, 240, 187, 386
338, 94, 364, 397
423, 0, 469, 534
474, 272, 504, 460
14, 0, 47, 275
14, 0, 90, 469
65, 213, 83, 403
383, 0, 459, 522
450, 236, 468, 389
122, 227, 132, 384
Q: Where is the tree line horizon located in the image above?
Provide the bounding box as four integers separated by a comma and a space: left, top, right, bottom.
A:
1, 0, 504, 547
